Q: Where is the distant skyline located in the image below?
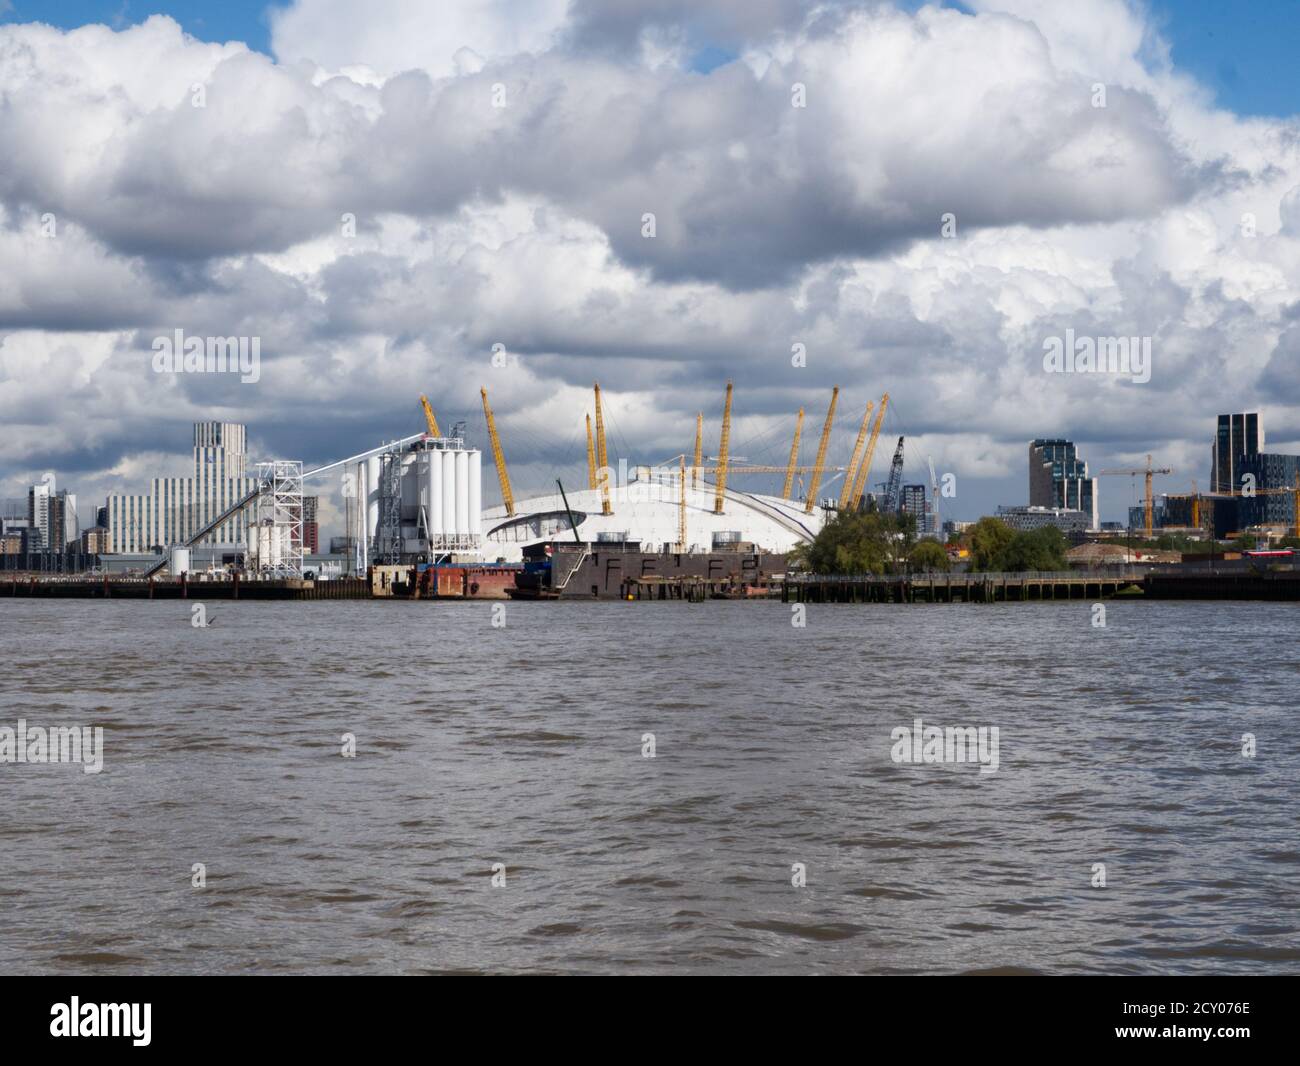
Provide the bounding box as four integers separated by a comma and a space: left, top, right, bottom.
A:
2, 1, 1299, 534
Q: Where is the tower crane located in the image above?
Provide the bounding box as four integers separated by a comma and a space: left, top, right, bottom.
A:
927, 455, 941, 537
1098, 454, 1172, 538
480, 386, 515, 517
419, 395, 441, 438
882, 436, 905, 515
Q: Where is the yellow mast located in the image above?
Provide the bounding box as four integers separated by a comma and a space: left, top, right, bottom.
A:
692, 413, 703, 490
782, 408, 804, 500
585, 414, 597, 490
480, 387, 515, 517
714, 381, 733, 515
848, 393, 888, 510
593, 382, 612, 516
419, 395, 441, 438
838, 401, 875, 511
805, 387, 839, 514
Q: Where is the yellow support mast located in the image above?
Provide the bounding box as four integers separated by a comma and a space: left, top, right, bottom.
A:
782, 408, 804, 500
480, 386, 515, 517
693, 413, 703, 490
593, 382, 612, 516
805, 387, 839, 514
849, 393, 889, 511
838, 401, 875, 511
585, 413, 598, 490
419, 394, 440, 438
714, 382, 734, 515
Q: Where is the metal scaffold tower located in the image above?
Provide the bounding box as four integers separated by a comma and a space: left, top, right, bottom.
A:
251, 460, 304, 578
375, 447, 404, 564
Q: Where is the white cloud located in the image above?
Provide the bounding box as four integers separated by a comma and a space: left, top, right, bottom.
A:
1, 1, 1299, 528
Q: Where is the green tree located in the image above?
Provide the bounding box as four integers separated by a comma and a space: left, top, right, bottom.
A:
968, 517, 1015, 571
909, 539, 950, 573
793, 510, 914, 575
1001, 525, 1069, 571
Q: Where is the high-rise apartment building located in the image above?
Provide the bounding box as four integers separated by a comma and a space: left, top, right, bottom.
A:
1029, 440, 1098, 530
301, 496, 319, 553
27, 477, 77, 551
106, 422, 255, 553
1212, 412, 1262, 494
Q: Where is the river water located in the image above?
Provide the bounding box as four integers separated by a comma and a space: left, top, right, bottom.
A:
1, 598, 1296, 975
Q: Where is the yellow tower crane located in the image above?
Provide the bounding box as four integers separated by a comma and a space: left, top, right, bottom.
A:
593, 382, 612, 516
848, 393, 889, 511
782, 408, 804, 500
1098, 454, 1172, 539
714, 381, 734, 515
479, 386, 515, 518
585, 414, 597, 491
838, 401, 876, 511
805, 387, 839, 514
419, 395, 440, 438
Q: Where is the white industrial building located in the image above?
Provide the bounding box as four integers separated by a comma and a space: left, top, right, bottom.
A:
349, 437, 483, 568
481, 466, 828, 563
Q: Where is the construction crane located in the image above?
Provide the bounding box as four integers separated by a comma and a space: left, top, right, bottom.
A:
585, 414, 597, 490
593, 382, 612, 516
838, 402, 876, 511
480, 386, 515, 518
1192, 483, 1300, 539
805, 387, 839, 514
882, 436, 905, 514
782, 408, 804, 500
714, 381, 733, 515
927, 455, 940, 536
848, 393, 888, 511
419, 395, 441, 438
1098, 454, 1172, 538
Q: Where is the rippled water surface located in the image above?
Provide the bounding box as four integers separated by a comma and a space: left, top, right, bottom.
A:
1, 598, 1297, 975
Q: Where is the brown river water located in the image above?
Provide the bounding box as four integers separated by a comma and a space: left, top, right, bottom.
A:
1, 597, 1296, 975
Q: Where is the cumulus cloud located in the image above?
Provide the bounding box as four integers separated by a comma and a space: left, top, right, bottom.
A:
0, 0, 1298, 530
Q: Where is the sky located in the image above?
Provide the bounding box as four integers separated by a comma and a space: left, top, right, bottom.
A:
1, 0, 1298, 534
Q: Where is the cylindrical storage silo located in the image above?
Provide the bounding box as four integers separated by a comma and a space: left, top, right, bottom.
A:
442, 451, 456, 539
468, 450, 482, 536
428, 449, 443, 539
366, 455, 380, 550
355, 461, 369, 568
170, 545, 191, 575
455, 450, 469, 539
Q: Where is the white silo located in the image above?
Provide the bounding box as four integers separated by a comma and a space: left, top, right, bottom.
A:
355, 460, 369, 569
366, 455, 380, 552
428, 448, 443, 539
441, 451, 456, 540
455, 450, 469, 538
